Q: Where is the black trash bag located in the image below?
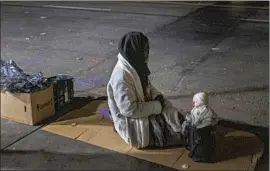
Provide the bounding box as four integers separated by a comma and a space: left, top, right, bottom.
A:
185, 125, 216, 163
1, 60, 50, 93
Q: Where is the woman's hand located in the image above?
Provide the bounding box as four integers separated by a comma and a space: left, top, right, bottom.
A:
154, 95, 165, 110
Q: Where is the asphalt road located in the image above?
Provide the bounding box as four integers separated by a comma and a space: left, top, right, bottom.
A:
0, 2, 269, 170
1, 1, 269, 127
1, 2, 268, 94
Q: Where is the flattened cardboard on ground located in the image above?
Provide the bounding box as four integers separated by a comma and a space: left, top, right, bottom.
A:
127, 147, 185, 168
76, 128, 99, 142
43, 108, 103, 140
174, 150, 251, 170
1, 85, 55, 125
85, 123, 132, 154
52, 108, 104, 127
43, 125, 88, 139
173, 126, 264, 171
76, 116, 131, 154
42, 100, 263, 171
80, 100, 110, 118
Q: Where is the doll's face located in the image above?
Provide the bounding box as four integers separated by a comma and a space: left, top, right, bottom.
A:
192, 101, 200, 108
193, 92, 208, 108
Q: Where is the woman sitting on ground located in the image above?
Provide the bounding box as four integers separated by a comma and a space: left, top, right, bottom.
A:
107, 31, 185, 149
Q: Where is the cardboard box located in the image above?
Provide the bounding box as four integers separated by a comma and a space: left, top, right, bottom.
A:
1, 85, 55, 125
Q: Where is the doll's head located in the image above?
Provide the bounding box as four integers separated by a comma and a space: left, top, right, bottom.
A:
192, 92, 209, 108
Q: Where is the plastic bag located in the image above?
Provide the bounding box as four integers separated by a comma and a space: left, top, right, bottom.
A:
1, 60, 50, 93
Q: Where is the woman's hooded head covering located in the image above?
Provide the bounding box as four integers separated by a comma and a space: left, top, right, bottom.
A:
118, 32, 151, 95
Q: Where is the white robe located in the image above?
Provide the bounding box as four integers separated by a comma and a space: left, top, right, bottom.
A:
107, 53, 181, 148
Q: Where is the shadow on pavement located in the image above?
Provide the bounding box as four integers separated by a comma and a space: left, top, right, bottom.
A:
218, 120, 269, 171
44, 96, 111, 127
216, 135, 262, 162
37, 96, 108, 126
0, 149, 171, 170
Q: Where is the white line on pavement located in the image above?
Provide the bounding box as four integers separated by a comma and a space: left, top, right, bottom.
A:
43, 5, 112, 12
240, 18, 269, 23
148, 2, 269, 10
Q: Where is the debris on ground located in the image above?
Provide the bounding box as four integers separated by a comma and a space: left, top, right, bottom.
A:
76, 57, 83, 61
181, 164, 190, 169
212, 47, 220, 51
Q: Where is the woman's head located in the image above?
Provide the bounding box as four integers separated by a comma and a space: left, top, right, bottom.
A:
118, 32, 151, 96
118, 31, 150, 67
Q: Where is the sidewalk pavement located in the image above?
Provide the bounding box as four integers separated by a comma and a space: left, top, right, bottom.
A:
1, 99, 267, 170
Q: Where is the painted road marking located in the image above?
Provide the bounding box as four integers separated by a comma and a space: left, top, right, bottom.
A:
43, 5, 112, 12
147, 2, 269, 10
240, 18, 269, 23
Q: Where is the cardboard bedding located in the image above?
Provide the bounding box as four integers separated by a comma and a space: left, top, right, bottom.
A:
42, 100, 264, 171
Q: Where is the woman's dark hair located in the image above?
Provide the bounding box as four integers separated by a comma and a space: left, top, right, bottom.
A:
118, 32, 150, 97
